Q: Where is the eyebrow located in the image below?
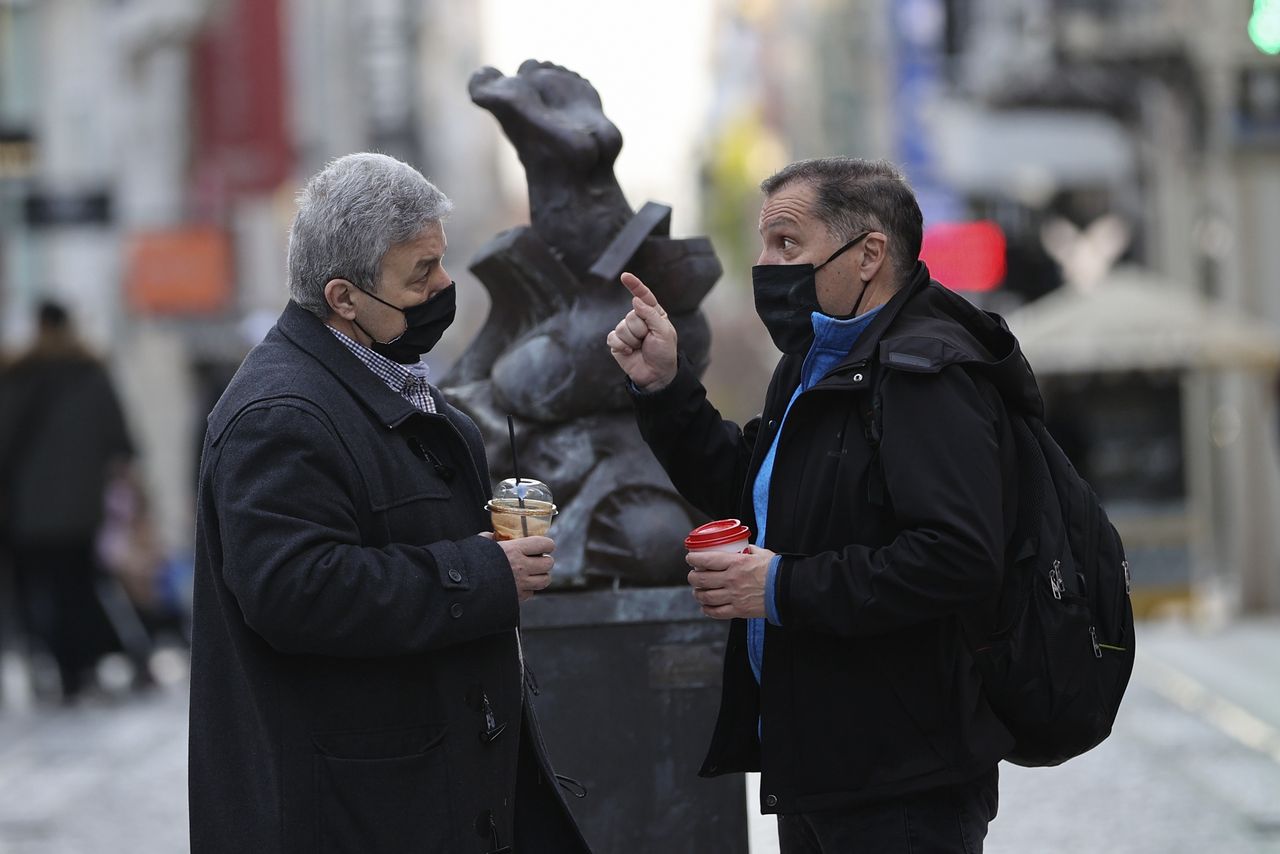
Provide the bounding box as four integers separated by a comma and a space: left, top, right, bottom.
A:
411, 255, 441, 274
759, 214, 799, 234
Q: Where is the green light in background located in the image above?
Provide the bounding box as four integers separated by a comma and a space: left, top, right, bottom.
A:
1251, 0, 1280, 55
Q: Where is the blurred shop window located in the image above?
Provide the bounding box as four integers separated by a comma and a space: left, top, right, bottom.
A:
1042, 372, 1185, 510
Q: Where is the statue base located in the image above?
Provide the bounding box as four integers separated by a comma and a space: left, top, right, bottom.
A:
520, 586, 749, 854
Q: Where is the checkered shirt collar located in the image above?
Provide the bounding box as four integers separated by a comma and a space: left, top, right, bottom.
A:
327, 326, 436, 414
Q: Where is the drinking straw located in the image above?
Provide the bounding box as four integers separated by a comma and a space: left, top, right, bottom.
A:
507, 415, 529, 537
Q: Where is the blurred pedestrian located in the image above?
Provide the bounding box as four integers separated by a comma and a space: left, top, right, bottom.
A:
188, 153, 590, 853
610, 158, 1034, 852
0, 300, 139, 702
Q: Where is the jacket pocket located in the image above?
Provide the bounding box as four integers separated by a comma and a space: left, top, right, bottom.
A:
313, 723, 452, 853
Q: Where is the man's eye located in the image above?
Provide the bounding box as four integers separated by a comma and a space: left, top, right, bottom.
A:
780, 237, 796, 250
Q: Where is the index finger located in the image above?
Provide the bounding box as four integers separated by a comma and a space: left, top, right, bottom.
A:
620, 272, 660, 309
685, 550, 735, 571
515, 535, 555, 555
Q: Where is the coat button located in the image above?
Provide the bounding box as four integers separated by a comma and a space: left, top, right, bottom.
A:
450, 602, 464, 618
767, 419, 777, 431
448, 569, 463, 583
765, 794, 778, 807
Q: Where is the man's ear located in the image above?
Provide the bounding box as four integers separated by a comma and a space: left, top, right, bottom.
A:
323, 279, 358, 320
859, 233, 888, 282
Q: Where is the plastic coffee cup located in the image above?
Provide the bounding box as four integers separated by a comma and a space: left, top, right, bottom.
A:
685, 519, 752, 554
486, 478, 557, 541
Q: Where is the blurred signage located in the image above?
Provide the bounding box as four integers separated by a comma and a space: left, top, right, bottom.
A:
191, 0, 291, 198
125, 227, 233, 316
921, 221, 1007, 292
0, 129, 34, 180
23, 189, 111, 227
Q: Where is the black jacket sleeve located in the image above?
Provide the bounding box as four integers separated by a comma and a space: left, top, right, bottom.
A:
630, 355, 760, 522
777, 366, 1006, 637
212, 401, 520, 657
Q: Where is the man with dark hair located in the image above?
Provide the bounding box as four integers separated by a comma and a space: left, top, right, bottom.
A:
190, 153, 589, 853
0, 299, 137, 702
609, 157, 1037, 851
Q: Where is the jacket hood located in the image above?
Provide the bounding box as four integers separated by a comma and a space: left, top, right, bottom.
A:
834, 262, 1044, 417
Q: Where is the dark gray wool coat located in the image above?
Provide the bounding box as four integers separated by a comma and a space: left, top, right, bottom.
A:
189, 300, 588, 854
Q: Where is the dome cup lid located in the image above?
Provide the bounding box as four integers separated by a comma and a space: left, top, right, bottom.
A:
493, 477, 554, 505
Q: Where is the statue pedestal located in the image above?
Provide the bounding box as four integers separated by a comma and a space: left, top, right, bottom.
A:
521, 586, 749, 854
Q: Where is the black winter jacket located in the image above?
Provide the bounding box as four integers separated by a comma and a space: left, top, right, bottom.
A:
633, 263, 1042, 814
189, 301, 588, 853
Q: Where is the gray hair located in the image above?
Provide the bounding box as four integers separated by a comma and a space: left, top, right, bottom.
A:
288, 153, 453, 317
761, 158, 923, 284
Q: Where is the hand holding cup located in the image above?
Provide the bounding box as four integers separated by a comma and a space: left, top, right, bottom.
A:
685, 519, 775, 620
481, 533, 555, 602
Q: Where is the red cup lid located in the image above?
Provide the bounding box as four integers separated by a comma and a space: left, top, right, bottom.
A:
685, 518, 752, 550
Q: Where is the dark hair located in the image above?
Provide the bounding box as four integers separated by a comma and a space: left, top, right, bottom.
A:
761, 158, 923, 282
37, 299, 70, 329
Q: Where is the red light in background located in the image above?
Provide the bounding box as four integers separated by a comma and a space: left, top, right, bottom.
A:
920, 221, 1007, 292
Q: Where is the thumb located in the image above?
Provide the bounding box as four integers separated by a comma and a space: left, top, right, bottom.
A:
632, 294, 670, 328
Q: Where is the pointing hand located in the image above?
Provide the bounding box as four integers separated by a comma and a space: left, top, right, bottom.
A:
606, 272, 678, 392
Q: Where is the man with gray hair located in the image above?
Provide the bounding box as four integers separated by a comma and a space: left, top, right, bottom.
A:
610, 158, 1039, 851
190, 153, 590, 853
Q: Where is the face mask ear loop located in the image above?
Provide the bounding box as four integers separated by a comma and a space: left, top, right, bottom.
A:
816, 231, 873, 319
814, 230, 870, 273
351, 284, 408, 345
851, 279, 870, 318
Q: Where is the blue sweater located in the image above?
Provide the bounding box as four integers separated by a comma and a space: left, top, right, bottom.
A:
746, 306, 882, 684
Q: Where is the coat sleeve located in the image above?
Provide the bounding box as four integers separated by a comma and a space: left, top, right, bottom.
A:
775, 366, 1006, 637
630, 355, 759, 522
211, 401, 520, 657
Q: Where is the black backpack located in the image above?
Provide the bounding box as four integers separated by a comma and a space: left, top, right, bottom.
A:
863, 364, 1136, 767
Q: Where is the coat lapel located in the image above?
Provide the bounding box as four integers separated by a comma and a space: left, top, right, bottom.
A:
275, 301, 421, 429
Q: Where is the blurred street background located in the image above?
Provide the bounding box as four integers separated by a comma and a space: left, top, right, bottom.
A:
3, 0, 1280, 851
2, 620, 1279, 853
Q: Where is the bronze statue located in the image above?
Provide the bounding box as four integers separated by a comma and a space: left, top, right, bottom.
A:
442, 60, 722, 586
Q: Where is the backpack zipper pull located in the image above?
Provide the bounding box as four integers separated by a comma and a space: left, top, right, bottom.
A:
1089, 626, 1103, 659
1049, 560, 1064, 600
1122, 560, 1131, 594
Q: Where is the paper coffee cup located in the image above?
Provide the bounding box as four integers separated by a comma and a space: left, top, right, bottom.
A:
685, 519, 752, 553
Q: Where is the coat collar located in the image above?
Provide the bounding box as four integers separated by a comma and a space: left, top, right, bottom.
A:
777, 262, 934, 395
276, 300, 425, 429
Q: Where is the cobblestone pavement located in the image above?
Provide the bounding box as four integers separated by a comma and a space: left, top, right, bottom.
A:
750, 618, 1280, 854
2, 620, 1279, 853
0, 679, 189, 854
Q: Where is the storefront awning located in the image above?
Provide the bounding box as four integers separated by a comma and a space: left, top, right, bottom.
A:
1005, 266, 1280, 375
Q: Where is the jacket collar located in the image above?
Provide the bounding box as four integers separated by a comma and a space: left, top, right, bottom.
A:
276, 300, 425, 429
789, 262, 934, 394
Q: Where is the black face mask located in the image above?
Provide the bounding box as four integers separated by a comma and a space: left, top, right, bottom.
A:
355, 282, 457, 364
751, 232, 869, 354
